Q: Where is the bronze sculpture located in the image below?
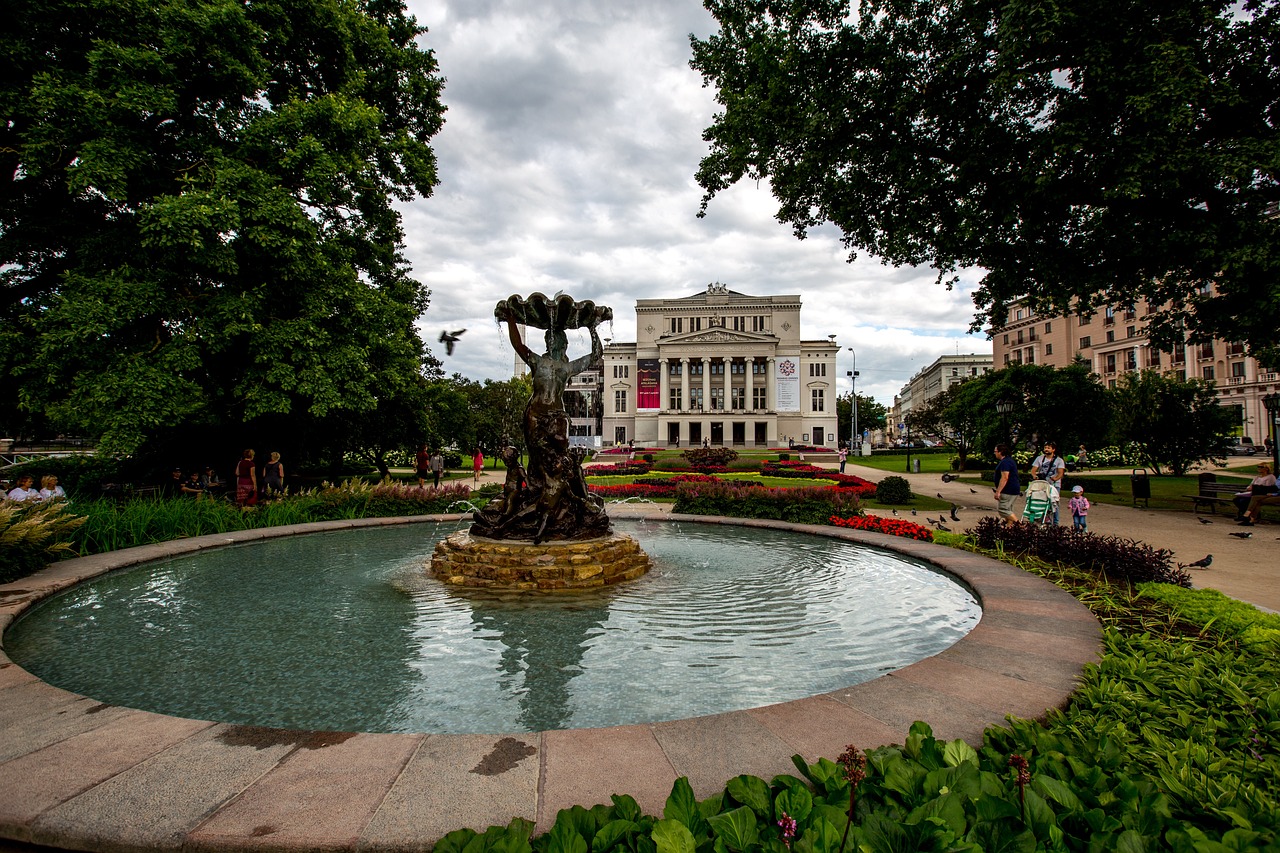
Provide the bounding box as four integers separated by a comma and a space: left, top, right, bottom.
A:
471, 293, 613, 543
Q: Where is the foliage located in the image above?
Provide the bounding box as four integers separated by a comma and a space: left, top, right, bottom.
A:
467, 376, 533, 456
0, 501, 86, 583
872, 475, 912, 505
1087, 444, 1147, 468
968, 516, 1191, 587
0, 0, 446, 456
759, 461, 877, 496
61, 481, 472, 561
836, 392, 888, 445
829, 514, 933, 541
588, 461, 653, 476
672, 481, 861, 524
690, 0, 1280, 368
1137, 585, 1280, 651
422, 381, 479, 460
681, 447, 740, 468
1109, 370, 1236, 475
905, 380, 988, 469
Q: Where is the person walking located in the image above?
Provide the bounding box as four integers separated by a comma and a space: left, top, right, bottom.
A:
472, 448, 484, 484
263, 451, 285, 496
1031, 442, 1066, 524
838, 445, 848, 473
234, 449, 257, 506
1068, 485, 1089, 531
992, 443, 1020, 523
430, 449, 444, 488
415, 444, 431, 487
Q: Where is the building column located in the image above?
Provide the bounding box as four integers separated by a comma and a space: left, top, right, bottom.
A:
701, 356, 711, 414
723, 357, 732, 412
659, 358, 669, 411
744, 356, 754, 411
766, 357, 776, 411
680, 358, 689, 411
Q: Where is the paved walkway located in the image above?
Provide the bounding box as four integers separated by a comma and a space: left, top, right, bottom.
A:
838, 461, 1279, 613
0, 512, 1098, 853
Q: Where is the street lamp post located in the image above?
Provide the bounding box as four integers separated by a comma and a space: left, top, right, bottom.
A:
1263, 393, 1280, 475
846, 347, 858, 455
996, 399, 1016, 447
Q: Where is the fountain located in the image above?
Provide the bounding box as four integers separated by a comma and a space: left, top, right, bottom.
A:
430, 293, 651, 590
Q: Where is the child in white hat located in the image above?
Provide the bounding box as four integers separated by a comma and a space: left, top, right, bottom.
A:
1068, 485, 1089, 532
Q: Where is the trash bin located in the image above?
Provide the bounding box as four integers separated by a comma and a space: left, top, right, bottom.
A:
912, 458, 921, 473
1130, 468, 1150, 507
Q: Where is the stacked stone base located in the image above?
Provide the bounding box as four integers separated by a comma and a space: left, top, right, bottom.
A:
429, 531, 651, 590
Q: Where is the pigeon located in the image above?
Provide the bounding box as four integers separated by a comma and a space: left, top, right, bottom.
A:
1228, 531, 1253, 539
950, 504, 960, 522
1196, 517, 1213, 524
935, 521, 952, 532
937, 492, 945, 499
891, 509, 898, 516
439, 328, 467, 355
910, 509, 918, 516
1182, 554, 1212, 569
970, 488, 978, 494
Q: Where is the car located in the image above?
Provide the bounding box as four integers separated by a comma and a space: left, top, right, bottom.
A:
1228, 438, 1257, 456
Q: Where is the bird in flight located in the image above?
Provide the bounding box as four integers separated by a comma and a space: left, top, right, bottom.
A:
439, 329, 466, 355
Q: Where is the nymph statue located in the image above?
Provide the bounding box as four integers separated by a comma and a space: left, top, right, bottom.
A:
471, 293, 613, 543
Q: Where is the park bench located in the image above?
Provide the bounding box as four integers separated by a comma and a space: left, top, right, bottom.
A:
1183, 473, 1243, 515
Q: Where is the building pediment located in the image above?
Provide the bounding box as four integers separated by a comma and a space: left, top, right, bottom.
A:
662, 329, 774, 346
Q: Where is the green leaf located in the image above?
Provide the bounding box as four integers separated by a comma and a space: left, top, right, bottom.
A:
774, 787, 813, 825
706, 806, 759, 852
434, 828, 479, 853
664, 778, 708, 836
726, 775, 772, 817
1114, 829, 1147, 853
792, 817, 842, 853
611, 795, 644, 824
942, 739, 978, 768
652, 820, 698, 853
594, 821, 640, 853
1031, 776, 1082, 814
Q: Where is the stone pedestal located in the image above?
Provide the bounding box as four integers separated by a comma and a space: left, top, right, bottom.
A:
430, 531, 651, 591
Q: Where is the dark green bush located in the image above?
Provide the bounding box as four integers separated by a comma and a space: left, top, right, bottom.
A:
672, 481, 860, 523
874, 475, 913, 504
969, 516, 1190, 586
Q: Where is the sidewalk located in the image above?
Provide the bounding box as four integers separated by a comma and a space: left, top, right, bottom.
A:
842, 461, 1279, 613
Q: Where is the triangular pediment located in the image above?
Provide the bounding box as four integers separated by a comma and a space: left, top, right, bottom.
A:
663, 328, 774, 346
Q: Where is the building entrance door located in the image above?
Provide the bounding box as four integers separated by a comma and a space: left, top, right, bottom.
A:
688, 422, 703, 446
813, 422, 827, 447
668, 422, 680, 446
710, 422, 724, 445
615, 426, 627, 445
732, 422, 745, 446
754, 422, 768, 446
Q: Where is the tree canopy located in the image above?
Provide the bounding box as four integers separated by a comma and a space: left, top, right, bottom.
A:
1110, 370, 1235, 475
0, 0, 446, 455
692, 0, 1280, 367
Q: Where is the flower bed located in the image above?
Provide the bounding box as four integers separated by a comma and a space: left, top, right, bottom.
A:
672, 481, 861, 523
829, 514, 934, 541
585, 460, 653, 476
588, 482, 678, 499
761, 461, 878, 496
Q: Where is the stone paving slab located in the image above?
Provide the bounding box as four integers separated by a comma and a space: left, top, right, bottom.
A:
0, 514, 1101, 853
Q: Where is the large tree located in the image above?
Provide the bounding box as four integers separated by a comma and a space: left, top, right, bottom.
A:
1110, 370, 1235, 475
692, 0, 1280, 367
0, 0, 446, 454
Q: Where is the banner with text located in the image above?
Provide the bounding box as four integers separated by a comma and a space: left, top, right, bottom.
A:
774, 358, 800, 412
637, 358, 661, 411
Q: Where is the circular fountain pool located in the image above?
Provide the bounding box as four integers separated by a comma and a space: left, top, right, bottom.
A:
5, 519, 979, 734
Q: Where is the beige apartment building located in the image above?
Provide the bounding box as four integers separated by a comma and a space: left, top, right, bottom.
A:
991, 297, 1278, 440
600, 283, 839, 448
886, 354, 994, 437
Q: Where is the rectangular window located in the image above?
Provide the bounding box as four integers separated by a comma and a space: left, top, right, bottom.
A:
710, 387, 725, 410
731, 387, 745, 409
690, 387, 704, 410
1017, 330, 1024, 344
691, 362, 703, 375
1025, 347, 1035, 364
1106, 354, 1117, 373
1106, 330, 1115, 342
1199, 342, 1215, 359
1125, 325, 1136, 339
752, 387, 767, 409
614, 390, 627, 413
1125, 351, 1137, 371
1231, 361, 1245, 378
671, 318, 682, 334
710, 361, 724, 375
1079, 313, 1091, 326
1104, 306, 1115, 325
1079, 336, 1091, 349
669, 362, 682, 376
1003, 334, 1009, 345
1045, 343, 1053, 355
731, 361, 745, 374
1044, 322, 1052, 333
811, 389, 825, 412
1202, 365, 1215, 380
1149, 350, 1162, 368
669, 388, 682, 409
752, 361, 766, 375
1003, 353, 1011, 365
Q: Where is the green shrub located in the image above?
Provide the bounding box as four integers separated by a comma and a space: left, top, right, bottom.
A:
672, 481, 860, 523
0, 502, 86, 583
1137, 585, 1280, 650
874, 475, 912, 504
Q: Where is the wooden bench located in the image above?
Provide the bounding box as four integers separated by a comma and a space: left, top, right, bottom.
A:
1183, 473, 1244, 515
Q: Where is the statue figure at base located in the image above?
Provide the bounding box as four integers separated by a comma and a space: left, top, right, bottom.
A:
471, 293, 612, 543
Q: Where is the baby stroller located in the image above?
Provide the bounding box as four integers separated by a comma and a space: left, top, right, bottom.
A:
1021, 480, 1055, 524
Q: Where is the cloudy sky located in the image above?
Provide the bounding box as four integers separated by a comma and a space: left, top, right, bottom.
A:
398, 0, 992, 406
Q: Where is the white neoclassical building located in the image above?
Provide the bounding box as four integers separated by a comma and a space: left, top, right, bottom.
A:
600, 283, 839, 448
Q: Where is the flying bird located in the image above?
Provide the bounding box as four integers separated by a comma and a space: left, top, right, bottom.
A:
1182, 554, 1212, 569
439, 328, 467, 356
1228, 531, 1253, 539
950, 504, 960, 522
1196, 517, 1213, 524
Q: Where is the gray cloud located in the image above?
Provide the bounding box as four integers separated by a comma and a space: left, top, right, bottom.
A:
402, 0, 991, 405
